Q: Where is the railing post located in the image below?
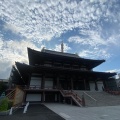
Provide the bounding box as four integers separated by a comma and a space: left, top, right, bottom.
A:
23, 102, 29, 113
82, 94, 85, 107
9, 107, 13, 115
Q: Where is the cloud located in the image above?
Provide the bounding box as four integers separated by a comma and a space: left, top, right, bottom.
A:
79, 48, 110, 59
54, 43, 71, 52
68, 29, 120, 47
105, 69, 120, 79
0, 39, 44, 63
106, 69, 120, 73
0, 37, 45, 78
0, 0, 120, 78
0, 0, 119, 43
0, 60, 12, 79
3, 22, 21, 35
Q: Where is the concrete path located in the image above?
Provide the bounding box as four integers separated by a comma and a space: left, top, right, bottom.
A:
0, 104, 65, 120
45, 103, 120, 120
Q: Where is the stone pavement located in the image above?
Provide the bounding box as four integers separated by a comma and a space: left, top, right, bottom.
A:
0, 104, 65, 120
45, 103, 120, 120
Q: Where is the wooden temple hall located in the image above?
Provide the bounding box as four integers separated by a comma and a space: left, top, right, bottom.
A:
8, 46, 116, 106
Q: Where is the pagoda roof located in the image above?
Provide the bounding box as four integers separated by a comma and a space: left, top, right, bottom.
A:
15, 62, 116, 84
28, 48, 105, 69
41, 48, 80, 58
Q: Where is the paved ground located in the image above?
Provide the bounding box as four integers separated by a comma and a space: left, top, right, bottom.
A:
0, 104, 65, 120
45, 103, 120, 120
1, 103, 120, 120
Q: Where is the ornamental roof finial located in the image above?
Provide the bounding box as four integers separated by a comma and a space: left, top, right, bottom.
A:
61, 41, 64, 53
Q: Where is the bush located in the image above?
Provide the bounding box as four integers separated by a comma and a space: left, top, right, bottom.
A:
0, 98, 9, 112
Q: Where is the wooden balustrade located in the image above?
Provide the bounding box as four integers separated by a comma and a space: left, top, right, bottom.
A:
6, 89, 16, 101
105, 88, 120, 95
60, 89, 82, 107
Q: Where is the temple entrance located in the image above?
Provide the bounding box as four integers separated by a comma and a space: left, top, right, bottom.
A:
73, 80, 85, 90
45, 78, 53, 89
45, 93, 56, 102
97, 81, 103, 91
30, 77, 41, 87
26, 93, 41, 102
60, 79, 70, 90
90, 82, 95, 91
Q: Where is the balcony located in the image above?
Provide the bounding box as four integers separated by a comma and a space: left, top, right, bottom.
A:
35, 64, 89, 72
13, 85, 59, 92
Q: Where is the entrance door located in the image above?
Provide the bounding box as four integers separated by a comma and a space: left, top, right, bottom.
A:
90, 82, 95, 91
45, 93, 55, 102
26, 94, 41, 102
30, 77, 41, 87
97, 81, 103, 91
45, 78, 53, 89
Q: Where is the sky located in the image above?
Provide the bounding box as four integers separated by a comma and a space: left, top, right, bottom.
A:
0, 0, 120, 79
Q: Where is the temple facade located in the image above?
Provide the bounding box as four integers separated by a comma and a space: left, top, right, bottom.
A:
8, 48, 116, 105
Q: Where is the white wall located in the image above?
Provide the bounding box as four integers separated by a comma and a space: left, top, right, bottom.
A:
90, 81, 103, 91
97, 82, 103, 91
26, 94, 41, 101
30, 77, 41, 86
45, 78, 53, 88
90, 82, 95, 91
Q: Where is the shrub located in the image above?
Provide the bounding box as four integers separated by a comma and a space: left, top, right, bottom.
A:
0, 98, 9, 112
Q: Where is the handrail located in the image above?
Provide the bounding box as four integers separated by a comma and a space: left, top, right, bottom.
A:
105, 88, 120, 95
83, 91, 97, 105
60, 89, 82, 107
23, 102, 29, 113
6, 89, 16, 100
9, 102, 23, 115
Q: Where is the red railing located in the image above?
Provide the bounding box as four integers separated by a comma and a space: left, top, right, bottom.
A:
60, 89, 83, 107
105, 88, 120, 95
6, 89, 16, 101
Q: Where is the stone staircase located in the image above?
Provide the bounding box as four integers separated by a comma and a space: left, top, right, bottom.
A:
75, 90, 120, 107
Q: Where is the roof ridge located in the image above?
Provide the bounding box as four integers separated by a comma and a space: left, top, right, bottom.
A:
41, 48, 80, 58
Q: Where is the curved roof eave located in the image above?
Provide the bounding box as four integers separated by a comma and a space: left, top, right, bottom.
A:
27, 47, 105, 69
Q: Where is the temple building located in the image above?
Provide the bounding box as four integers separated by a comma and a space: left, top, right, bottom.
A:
8, 47, 116, 106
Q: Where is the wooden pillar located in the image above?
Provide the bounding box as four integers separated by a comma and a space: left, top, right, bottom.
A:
95, 80, 98, 91
70, 98, 73, 105
53, 76, 55, 89
23, 91, 26, 103
58, 93, 61, 103
57, 76, 60, 89
41, 74, 45, 89
82, 94, 85, 107
42, 92, 45, 102
71, 77, 73, 90
84, 79, 87, 90
102, 80, 106, 91
28, 74, 31, 86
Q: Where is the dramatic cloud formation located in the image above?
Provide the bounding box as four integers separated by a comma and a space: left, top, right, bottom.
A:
0, 0, 120, 78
